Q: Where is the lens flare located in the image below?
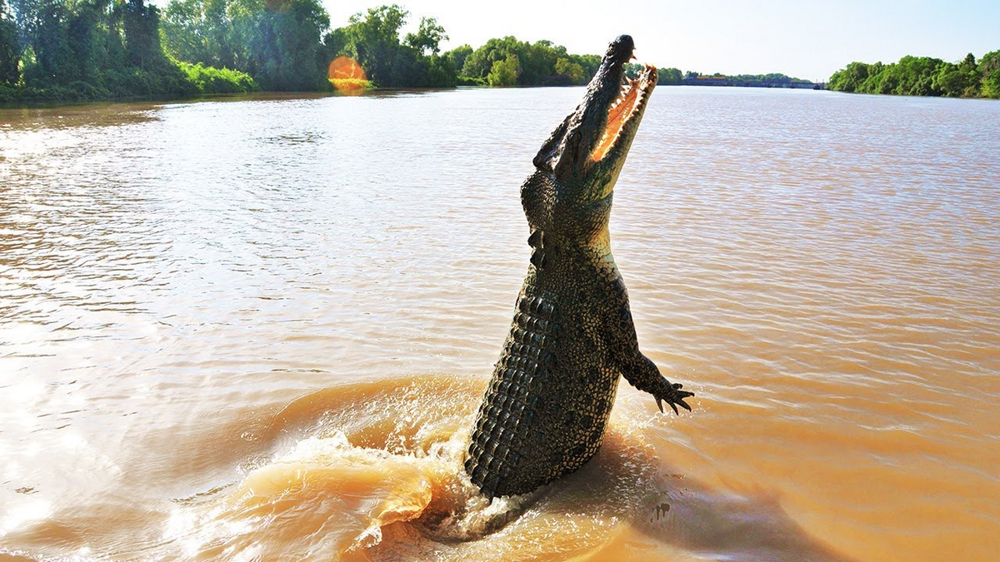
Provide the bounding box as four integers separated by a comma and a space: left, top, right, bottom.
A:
329, 57, 370, 94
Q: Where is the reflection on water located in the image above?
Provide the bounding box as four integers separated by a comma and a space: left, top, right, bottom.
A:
1, 88, 999, 561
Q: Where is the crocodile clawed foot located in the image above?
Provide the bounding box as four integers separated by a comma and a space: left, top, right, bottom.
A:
654, 382, 693, 415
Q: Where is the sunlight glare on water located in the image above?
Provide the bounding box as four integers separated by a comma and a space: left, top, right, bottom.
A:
1, 87, 999, 561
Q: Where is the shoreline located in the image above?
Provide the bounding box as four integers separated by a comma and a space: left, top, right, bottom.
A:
6, 82, 998, 111
0, 83, 825, 110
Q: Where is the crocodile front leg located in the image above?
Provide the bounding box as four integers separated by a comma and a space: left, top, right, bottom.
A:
605, 278, 693, 415
621, 354, 693, 415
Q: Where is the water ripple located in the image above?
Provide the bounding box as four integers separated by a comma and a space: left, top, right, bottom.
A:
1, 88, 998, 562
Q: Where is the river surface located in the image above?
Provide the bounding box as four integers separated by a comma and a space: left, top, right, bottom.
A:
1, 87, 998, 561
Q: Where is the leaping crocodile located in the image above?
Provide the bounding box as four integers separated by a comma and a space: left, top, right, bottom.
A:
465, 35, 694, 499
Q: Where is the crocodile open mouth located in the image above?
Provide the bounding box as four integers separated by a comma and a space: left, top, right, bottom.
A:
590, 64, 657, 163
531, 36, 657, 181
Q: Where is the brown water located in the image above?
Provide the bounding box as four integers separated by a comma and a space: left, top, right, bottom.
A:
1, 88, 998, 561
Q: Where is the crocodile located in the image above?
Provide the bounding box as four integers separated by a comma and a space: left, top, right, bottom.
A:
465, 35, 694, 499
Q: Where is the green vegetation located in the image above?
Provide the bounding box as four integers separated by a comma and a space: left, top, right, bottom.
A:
451, 36, 601, 87
0, 0, 629, 102
2, 0, 857, 105
727, 73, 805, 87
328, 4, 455, 87
663, 70, 811, 88
0, 0, 256, 104
161, 0, 331, 91
329, 10, 611, 88
328, 77, 372, 91
0, 0, 17, 86
178, 61, 257, 94
828, 52, 1000, 99
656, 67, 682, 85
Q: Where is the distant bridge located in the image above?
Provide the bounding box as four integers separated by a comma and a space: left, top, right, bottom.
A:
680, 76, 825, 90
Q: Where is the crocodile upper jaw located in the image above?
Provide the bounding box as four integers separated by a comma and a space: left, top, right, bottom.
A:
532, 35, 657, 195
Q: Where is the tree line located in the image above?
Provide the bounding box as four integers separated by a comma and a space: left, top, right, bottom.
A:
0, 0, 716, 103
658, 70, 812, 88
0, 0, 260, 102
828, 52, 1000, 98
0, 1, 610, 101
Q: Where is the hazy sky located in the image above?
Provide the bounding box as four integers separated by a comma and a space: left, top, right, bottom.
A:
320, 0, 1000, 81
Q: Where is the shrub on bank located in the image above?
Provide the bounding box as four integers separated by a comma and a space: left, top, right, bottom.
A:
328, 78, 373, 92
179, 62, 258, 94
0, 61, 257, 105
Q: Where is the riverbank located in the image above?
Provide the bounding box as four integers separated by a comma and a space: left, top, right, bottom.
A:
2, 80, 829, 109
0, 62, 258, 107
828, 51, 1000, 99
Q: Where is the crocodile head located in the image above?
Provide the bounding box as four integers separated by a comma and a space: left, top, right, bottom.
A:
525, 35, 657, 247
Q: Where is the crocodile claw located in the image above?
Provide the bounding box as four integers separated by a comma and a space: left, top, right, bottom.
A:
655, 382, 693, 416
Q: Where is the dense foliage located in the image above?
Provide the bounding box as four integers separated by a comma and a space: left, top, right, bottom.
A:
0, 0, 693, 100
828, 52, 1000, 99
450, 36, 601, 87
0, 0, 256, 103
656, 67, 682, 85
667, 70, 809, 87
0, 0, 19, 84
161, 0, 331, 91
326, 7, 616, 88
19, 1, 987, 104
727, 73, 804, 86
178, 60, 257, 93
327, 4, 454, 87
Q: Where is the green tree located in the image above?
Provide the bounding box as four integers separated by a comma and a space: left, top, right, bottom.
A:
256, 0, 330, 90
826, 54, 995, 98
519, 40, 558, 84
894, 56, 945, 95
336, 4, 411, 86
164, 0, 330, 91
856, 62, 884, 93
161, 0, 239, 70
443, 43, 471, 81
329, 4, 456, 88
979, 50, 1000, 98
123, 0, 164, 70
404, 16, 445, 55
829, 61, 875, 93
554, 56, 585, 84
61, 0, 116, 85
0, 0, 20, 84
487, 52, 519, 86
571, 53, 600, 79
20, 0, 74, 87
461, 35, 522, 80
1, 0, 257, 102
458, 36, 598, 86
417, 52, 456, 87
933, 53, 981, 98
657, 67, 682, 85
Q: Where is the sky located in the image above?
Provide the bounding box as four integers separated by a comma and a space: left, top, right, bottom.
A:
319, 0, 1000, 81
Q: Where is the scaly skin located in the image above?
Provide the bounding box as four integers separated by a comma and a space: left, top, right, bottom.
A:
465, 36, 694, 499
